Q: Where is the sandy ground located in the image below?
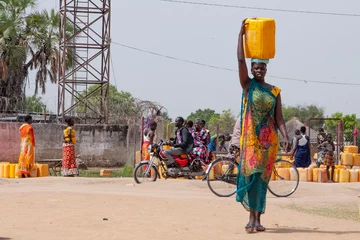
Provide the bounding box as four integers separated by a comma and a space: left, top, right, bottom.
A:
0, 177, 359, 240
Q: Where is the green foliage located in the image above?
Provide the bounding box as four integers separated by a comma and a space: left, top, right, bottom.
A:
326, 112, 359, 142
76, 84, 137, 124
120, 164, 134, 177
216, 109, 237, 134
282, 104, 324, 123
25, 95, 44, 113
187, 108, 219, 125
187, 108, 236, 135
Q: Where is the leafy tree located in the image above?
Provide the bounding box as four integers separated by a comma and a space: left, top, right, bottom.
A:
217, 109, 236, 134
25, 95, 44, 113
326, 112, 359, 143
282, 104, 324, 123
0, 0, 73, 112
187, 108, 219, 125
76, 84, 137, 124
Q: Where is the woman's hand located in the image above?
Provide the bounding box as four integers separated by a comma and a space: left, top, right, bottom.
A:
283, 138, 290, 153
239, 19, 247, 36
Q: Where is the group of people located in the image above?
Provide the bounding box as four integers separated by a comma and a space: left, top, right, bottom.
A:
289, 126, 336, 182
16, 115, 78, 178
142, 117, 232, 167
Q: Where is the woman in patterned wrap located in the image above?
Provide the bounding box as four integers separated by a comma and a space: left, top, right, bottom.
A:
236, 19, 290, 233
62, 118, 78, 177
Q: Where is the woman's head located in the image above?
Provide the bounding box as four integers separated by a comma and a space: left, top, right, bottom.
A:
150, 121, 157, 131
194, 118, 202, 130
186, 120, 193, 128
326, 133, 332, 142
300, 126, 306, 134
65, 118, 74, 126
25, 115, 32, 124
200, 120, 206, 128
251, 59, 268, 81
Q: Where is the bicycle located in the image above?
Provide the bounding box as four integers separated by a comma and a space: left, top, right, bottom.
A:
205, 146, 299, 198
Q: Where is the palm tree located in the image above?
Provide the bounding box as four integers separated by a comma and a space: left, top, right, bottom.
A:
0, 0, 72, 112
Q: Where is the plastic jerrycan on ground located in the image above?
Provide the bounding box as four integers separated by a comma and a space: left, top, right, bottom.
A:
342, 152, 354, 166
244, 18, 276, 60
339, 169, 350, 183
297, 168, 308, 182
349, 169, 358, 182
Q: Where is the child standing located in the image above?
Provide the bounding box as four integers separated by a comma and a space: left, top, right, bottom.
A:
317, 134, 335, 183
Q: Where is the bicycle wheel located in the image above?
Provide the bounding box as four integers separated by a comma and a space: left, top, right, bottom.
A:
207, 157, 238, 197
268, 159, 299, 197
133, 162, 158, 184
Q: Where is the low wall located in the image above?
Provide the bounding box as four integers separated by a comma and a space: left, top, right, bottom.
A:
0, 122, 128, 167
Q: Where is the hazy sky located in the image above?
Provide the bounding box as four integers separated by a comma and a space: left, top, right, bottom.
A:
28, 0, 360, 120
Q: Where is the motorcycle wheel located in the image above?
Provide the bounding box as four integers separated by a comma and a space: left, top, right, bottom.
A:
133, 162, 158, 184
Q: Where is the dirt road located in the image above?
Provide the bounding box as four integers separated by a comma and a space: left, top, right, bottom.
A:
0, 177, 359, 240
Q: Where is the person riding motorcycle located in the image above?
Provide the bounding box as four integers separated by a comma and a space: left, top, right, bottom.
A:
163, 117, 194, 167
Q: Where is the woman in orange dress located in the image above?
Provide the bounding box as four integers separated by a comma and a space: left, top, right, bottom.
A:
17, 115, 36, 178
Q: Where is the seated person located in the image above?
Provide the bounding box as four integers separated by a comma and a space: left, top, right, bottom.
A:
191, 118, 210, 161
163, 117, 194, 167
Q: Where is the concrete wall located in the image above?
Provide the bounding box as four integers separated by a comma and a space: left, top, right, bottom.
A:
0, 122, 128, 167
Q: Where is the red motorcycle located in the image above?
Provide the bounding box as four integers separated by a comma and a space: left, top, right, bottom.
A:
133, 140, 208, 184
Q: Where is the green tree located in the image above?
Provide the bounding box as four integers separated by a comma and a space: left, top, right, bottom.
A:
25, 95, 44, 113
187, 108, 219, 125
326, 112, 359, 143
0, 1, 73, 112
76, 84, 137, 124
217, 109, 236, 134
282, 104, 324, 123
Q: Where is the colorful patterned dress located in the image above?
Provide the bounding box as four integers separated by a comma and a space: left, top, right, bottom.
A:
17, 123, 36, 177
192, 128, 210, 161
62, 126, 79, 176
236, 79, 281, 214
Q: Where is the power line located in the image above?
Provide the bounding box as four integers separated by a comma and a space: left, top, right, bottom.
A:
159, 0, 360, 17
110, 56, 118, 90
112, 41, 360, 86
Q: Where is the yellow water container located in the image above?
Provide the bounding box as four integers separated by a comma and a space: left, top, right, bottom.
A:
244, 18, 276, 60
276, 168, 290, 181
270, 170, 276, 181
3, 163, 10, 178
36, 164, 49, 177
349, 170, 358, 182
344, 145, 358, 153
320, 164, 326, 169
313, 168, 319, 182
334, 168, 340, 182
318, 169, 328, 183
297, 168, 308, 182
339, 169, 350, 183
208, 167, 215, 180
0, 162, 10, 178
335, 165, 344, 169
358, 170, 360, 182
353, 154, 360, 166
9, 164, 16, 178
14, 164, 20, 178
342, 152, 354, 166
163, 145, 171, 150
222, 164, 229, 173
307, 168, 313, 182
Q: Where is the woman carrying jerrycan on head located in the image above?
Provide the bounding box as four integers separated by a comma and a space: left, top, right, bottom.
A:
236, 18, 290, 233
